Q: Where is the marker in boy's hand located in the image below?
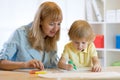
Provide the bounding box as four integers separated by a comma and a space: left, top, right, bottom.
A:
68, 60, 77, 70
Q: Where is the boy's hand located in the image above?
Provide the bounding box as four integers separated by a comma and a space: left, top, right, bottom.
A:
68, 60, 77, 70
66, 64, 73, 70
92, 64, 102, 72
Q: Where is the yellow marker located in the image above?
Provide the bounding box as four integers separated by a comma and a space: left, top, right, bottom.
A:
35, 71, 47, 74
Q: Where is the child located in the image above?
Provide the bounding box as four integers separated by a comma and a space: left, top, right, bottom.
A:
58, 20, 102, 72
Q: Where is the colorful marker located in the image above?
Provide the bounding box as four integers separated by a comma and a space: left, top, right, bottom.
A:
35, 71, 47, 74
68, 60, 77, 70
29, 70, 47, 74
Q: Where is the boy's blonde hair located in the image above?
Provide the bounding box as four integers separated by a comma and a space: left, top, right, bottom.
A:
28, 1, 63, 52
68, 20, 95, 42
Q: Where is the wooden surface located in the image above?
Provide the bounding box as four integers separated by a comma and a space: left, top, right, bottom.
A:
0, 67, 120, 80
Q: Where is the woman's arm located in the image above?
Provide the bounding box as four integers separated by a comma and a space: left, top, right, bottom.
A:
0, 59, 44, 70
0, 60, 25, 70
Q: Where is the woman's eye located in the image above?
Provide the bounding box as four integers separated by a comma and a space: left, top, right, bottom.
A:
82, 42, 86, 44
58, 23, 61, 26
49, 23, 54, 26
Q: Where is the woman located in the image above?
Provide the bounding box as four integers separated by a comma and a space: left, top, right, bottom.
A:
0, 1, 63, 70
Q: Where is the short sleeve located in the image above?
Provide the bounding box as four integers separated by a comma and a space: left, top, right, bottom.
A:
88, 42, 98, 57
61, 45, 69, 60
0, 30, 20, 60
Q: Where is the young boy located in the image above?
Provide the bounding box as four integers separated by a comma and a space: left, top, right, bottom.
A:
58, 20, 102, 72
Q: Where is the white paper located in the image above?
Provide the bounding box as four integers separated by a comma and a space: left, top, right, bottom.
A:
38, 71, 120, 79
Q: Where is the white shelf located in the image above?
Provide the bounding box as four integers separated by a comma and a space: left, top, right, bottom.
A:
86, 0, 120, 67
89, 21, 105, 24
96, 48, 104, 51
106, 49, 120, 52
105, 22, 120, 24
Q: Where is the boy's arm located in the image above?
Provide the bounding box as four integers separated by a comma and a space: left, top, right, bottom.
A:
58, 57, 73, 70
92, 56, 100, 65
92, 56, 102, 72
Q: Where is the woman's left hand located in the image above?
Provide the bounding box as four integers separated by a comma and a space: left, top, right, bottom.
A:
24, 59, 44, 70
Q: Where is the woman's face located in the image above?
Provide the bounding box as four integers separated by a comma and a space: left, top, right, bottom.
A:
72, 38, 88, 51
41, 18, 61, 37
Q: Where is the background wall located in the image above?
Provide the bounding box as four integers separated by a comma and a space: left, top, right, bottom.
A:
0, 0, 85, 57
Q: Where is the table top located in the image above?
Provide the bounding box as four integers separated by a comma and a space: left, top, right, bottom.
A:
0, 67, 120, 80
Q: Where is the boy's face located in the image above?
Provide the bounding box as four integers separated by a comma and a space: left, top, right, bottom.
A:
72, 39, 88, 51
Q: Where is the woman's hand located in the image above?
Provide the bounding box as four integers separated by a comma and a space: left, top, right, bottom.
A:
24, 59, 44, 70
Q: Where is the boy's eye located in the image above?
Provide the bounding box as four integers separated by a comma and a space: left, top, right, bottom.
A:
75, 42, 79, 44
74, 41, 87, 45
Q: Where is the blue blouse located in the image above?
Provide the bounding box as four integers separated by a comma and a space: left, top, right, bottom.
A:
0, 23, 59, 68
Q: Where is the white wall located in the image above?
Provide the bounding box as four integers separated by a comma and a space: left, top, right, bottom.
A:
0, 0, 85, 57
0, 0, 38, 49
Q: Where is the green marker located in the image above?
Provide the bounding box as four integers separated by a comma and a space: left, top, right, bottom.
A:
68, 60, 77, 70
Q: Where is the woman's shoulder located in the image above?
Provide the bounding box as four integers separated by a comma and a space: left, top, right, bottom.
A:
17, 22, 32, 32
8, 22, 32, 41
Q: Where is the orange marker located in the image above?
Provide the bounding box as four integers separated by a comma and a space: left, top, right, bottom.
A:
29, 70, 40, 74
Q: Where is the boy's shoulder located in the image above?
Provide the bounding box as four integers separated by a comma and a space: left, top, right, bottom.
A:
65, 41, 72, 47
87, 42, 96, 50
64, 41, 74, 50
88, 42, 95, 47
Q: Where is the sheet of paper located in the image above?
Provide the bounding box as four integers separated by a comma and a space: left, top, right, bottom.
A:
56, 67, 91, 72
38, 71, 120, 79
13, 67, 91, 73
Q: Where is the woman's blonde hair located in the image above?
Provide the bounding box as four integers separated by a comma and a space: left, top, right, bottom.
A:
68, 20, 95, 42
28, 1, 63, 52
